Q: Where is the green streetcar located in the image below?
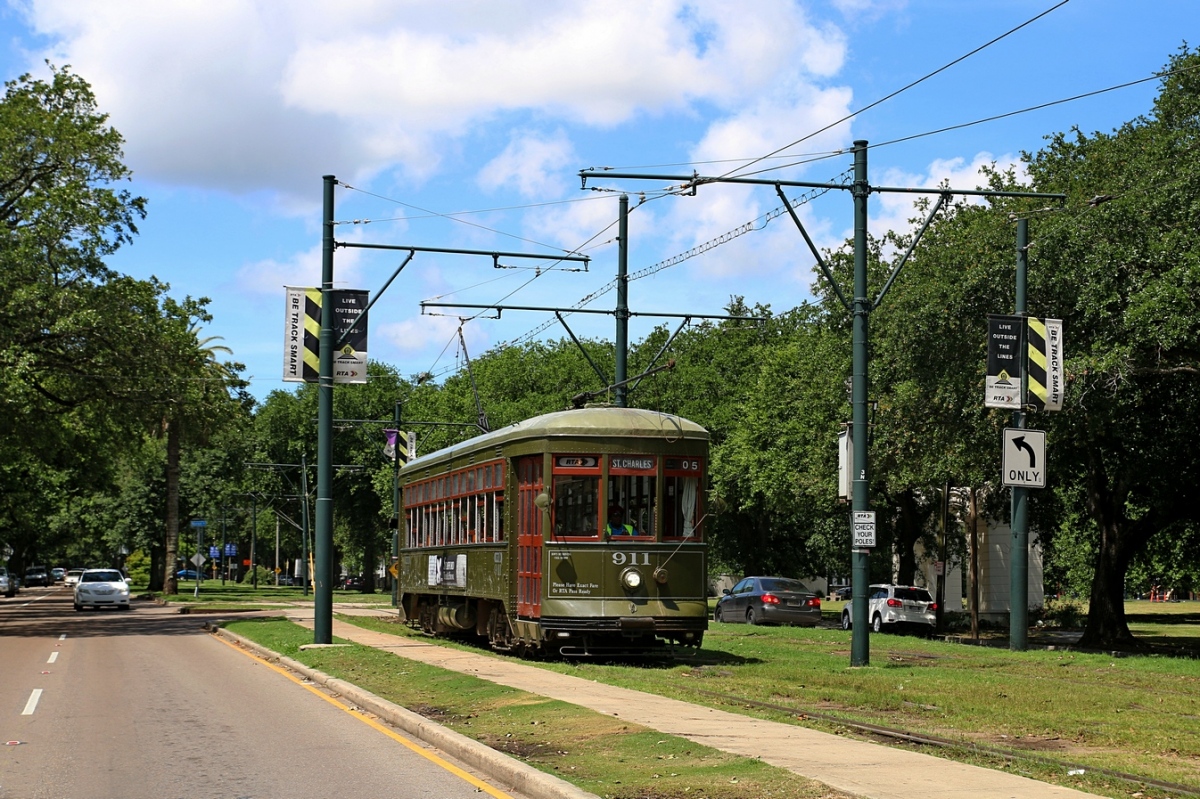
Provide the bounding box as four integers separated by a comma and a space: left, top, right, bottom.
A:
396, 406, 709, 657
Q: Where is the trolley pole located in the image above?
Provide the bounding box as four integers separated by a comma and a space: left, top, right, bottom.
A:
1009, 219, 1030, 651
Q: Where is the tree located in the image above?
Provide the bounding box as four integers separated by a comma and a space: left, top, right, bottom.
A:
1021, 46, 1200, 646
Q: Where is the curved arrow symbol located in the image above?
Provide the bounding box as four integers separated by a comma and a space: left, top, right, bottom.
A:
1012, 436, 1037, 467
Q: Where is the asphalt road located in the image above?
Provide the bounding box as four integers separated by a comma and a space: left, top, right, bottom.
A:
0, 586, 526, 799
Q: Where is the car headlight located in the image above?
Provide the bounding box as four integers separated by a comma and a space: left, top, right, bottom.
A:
620, 568, 643, 590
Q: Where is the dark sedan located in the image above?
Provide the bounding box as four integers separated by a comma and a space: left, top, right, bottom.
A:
714, 576, 822, 626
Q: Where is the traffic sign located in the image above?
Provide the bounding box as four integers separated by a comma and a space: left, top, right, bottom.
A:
1002, 428, 1046, 488
190, 553, 206, 567
852, 510, 876, 548
190, 519, 207, 527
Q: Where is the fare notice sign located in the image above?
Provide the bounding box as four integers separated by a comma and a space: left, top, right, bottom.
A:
852, 511, 876, 548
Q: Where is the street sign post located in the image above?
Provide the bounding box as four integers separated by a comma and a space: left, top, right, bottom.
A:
1002, 428, 1046, 488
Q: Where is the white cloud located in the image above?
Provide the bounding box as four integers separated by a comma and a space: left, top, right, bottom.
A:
870, 151, 1026, 239
477, 131, 575, 198
13, 0, 852, 206
233, 240, 367, 297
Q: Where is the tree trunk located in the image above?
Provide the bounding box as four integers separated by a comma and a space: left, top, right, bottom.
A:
894, 488, 924, 585
1078, 465, 1145, 649
163, 418, 180, 595
1078, 520, 1136, 648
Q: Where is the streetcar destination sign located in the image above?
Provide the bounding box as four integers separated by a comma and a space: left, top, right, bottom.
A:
852, 510, 876, 548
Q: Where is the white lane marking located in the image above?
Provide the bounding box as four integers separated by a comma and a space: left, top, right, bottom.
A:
48, 652, 58, 664
22, 689, 43, 716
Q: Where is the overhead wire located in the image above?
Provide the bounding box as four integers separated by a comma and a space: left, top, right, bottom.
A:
718, 0, 1072, 180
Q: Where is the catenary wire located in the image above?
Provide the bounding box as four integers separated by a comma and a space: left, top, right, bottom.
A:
719, 0, 1072, 180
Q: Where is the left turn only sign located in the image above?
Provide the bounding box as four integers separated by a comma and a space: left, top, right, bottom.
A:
1002, 428, 1046, 488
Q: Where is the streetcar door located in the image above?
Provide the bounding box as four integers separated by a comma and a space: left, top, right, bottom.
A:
516, 456, 543, 618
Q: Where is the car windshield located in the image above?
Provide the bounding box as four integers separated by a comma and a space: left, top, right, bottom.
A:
895, 587, 933, 602
82, 571, 123, 583
758, 578, 809, 593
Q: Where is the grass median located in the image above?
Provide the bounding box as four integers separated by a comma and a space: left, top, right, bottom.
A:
224, 617, 851, 799
216, 597, 1199, 799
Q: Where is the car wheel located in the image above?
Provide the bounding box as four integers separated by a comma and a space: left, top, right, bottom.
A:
872, 614, 883, 633
714, 606, 724, 623
841, 611, 851, 630
74, 603, 82, 611
746, 607, 758, 625
119, 604, 131, 611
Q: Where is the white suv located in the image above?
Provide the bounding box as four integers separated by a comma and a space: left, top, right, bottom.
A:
841, 584, 937, 635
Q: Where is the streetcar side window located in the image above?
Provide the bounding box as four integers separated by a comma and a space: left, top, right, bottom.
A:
663, 457, 704, 541
402, 460, 505, 549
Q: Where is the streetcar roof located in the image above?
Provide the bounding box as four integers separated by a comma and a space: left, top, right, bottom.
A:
400, 406, 707, 473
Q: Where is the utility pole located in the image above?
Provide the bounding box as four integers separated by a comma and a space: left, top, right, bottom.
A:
615, 193, 630, 407
579, 141, 1064, 666
1010, 218, 1031, 651
314, 175, 589, 644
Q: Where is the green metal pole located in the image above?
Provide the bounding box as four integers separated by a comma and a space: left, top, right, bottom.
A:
315, 173, 335, 642
392, 400, 401, 608
221, 506, 227, 585
301, 454, 310, 597
251, 495, 258, 589
850, 140, 871, 667
1010, 218, 1030, 651
615, 194, 629, 407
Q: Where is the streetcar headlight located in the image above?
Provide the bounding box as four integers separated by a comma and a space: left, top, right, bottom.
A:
621, 568, 643, 590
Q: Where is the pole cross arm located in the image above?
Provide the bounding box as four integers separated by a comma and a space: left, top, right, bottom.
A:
421, 300, 763, 323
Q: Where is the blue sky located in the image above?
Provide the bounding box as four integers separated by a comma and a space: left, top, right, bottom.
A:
2, 0, 1195, 402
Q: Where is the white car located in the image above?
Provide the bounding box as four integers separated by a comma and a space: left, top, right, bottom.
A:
74, 569, 131, 611
64, 569, 85, 587
841, 584, 936, 634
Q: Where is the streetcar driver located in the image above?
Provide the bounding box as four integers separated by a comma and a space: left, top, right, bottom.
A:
604, 505, 635, 537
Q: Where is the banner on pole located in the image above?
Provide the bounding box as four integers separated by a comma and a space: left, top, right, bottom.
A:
985, 314, 1023, 409
283, 286, 321, 383
282, 287, 369, 384
1025, 317, 1064, 412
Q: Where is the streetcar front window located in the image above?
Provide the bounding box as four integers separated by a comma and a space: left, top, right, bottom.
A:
553, 474, 599, 537
607, 474, 656, 536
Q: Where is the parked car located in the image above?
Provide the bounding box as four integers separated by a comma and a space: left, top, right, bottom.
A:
0, 566, 16, 598
74, 568, 131, 611
23, 565, 49, 587
64, 568, 85, 587
51, 567, 66, 583
831, 585, 852, 601
714, 576, 822, 626
340, 574, 364, 590
176, 569, 205, 581
842, 584, 937, 635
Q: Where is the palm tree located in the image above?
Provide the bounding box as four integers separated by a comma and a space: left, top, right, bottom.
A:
160, 326, 236, 595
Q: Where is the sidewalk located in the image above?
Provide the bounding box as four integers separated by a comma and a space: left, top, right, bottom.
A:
272, 606, 1104, 799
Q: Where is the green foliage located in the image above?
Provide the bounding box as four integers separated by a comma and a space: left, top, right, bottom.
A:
125, 549, 152, 586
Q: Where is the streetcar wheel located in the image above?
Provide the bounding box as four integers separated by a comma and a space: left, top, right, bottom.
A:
841, 611, 851, 630
872, 614, 883, 633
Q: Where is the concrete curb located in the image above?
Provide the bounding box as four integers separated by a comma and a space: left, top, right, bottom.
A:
207, 623, 599, 799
